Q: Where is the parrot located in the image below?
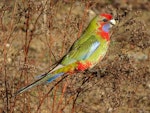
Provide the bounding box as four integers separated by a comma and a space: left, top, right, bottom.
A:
15, 13, 116, 95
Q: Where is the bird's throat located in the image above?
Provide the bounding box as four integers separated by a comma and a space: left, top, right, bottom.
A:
97, 23, 110, 41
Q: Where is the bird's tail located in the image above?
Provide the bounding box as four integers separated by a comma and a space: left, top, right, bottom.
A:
15, 63, 77, 95
14, 72, 64, 95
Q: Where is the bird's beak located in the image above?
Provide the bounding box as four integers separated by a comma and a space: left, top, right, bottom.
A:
110, 19, 116, 26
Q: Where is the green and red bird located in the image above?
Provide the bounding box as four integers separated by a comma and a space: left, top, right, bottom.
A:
15, 13, 116, 95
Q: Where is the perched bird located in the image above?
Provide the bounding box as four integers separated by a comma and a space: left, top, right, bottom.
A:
15, 13, 116, 95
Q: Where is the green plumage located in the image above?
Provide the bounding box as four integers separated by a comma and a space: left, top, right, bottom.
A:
61, 15, 109, 66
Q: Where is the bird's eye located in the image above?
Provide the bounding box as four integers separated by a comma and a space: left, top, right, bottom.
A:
103, 19, 108, 22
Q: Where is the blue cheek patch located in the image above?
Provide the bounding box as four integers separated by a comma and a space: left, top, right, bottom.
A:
102, 24, 110, 33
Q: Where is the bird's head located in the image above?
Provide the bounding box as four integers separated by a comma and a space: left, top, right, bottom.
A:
85, 13, 116, 41
96, 13, 116, 41
99, 13, 116, 31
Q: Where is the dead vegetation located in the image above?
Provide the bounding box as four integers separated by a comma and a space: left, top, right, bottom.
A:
0, 0, 149, 113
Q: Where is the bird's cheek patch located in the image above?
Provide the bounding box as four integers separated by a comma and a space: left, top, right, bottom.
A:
102, 24, 110, 33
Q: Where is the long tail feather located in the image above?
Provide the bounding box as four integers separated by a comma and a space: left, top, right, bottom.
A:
15, 63, 77, 96
15, 72, 64, 96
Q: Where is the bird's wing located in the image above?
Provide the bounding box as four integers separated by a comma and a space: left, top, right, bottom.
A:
61, 35, 100, 65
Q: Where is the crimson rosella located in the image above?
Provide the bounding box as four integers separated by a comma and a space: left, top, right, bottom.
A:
15, 13, 116, 95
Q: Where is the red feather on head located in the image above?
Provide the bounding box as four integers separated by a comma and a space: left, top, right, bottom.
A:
100, 13, 112, 20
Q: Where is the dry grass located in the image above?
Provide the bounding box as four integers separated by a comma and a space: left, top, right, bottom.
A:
0, 0, 150, 113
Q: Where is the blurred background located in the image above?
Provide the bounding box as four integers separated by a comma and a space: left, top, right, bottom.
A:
0, 0, 149, 113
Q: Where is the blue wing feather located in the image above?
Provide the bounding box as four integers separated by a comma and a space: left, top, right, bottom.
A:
61, 35, 100, 65
46, 73, 64, 83
83, 41, 100, 59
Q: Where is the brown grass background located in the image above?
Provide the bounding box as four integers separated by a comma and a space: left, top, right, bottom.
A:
0, 0, 150, 113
